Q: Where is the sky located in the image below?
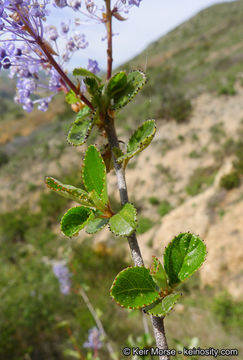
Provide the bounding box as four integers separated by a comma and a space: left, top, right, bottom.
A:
50, 0, 235, 71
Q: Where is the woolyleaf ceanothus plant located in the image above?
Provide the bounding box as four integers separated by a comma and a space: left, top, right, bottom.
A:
0, 0, 207, 358
110, 233, 206, 316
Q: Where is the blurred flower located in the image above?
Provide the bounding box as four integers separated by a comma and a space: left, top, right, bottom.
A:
128, 0, 142, 7
54, 0, 143, 24
0, 0, 88, 112
53, 261, 72, 295
83, 327, 103, 350
87, 58, 100, 74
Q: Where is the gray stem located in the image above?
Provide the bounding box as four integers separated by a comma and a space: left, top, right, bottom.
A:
142, 312, 150, 335
151, 316, 170, 360
104, 115, 170, 360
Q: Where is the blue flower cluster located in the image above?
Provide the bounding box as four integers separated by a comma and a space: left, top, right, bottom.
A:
52, 261, 72, 295
0, 0, 141, 112
83, 327, 103, 350
55, 0, 143, 22
0, 0, 89, 112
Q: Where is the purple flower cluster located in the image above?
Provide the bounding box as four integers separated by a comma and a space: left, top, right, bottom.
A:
52, 261, 72, 295
0, 0, 89, 112
83, 327, 103, 350
54, 0, 142, 23
87, 58, 100, 75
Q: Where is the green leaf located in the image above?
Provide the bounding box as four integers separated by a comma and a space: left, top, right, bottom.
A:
63, 349, 81, 359
84, 77, 102, 107
61, 206, 94, 237
144, 293, 181, 317
150, 256, 169, 290
109, 203, 137, 236
164, 233, 207, 287
88, 190, 107, 212
117, 120, 156, 164
56, 320, 69, 328
110, 267, 160, 309
82, 145, 108, 206
65, 89, 80, 104
110, 70, 146, 110
86, 217, 109, 234
67, 107, 94, 146
106, 71, 127, 97
73, 67, 101, 83
45, 177, 94, 208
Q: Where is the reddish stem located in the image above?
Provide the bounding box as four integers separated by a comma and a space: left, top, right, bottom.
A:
66, 326, 86, 360
16, 6, 94, 111
36, 38, 94, 111
106, 0, 113, 80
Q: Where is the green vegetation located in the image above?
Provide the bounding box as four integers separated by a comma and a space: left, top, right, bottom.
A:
1, 1, 243, 357
148, 196, 160, 206
158, 200, 173, 217
217, 80, 237, 96
0, 199, 138, 359
209, 122, 225, 143
136, 216, 154, 234
186, 166, 218, 196
0, 151, 9, 167
212, 293, 243, 335
188, 150, 202, 159
142, 65, 192, 123
234, 139, 243, 175
220, 171, 240, 190
125, 1, 243, 97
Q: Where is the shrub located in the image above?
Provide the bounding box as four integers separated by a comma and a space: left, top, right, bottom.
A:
148, 196, 160, 205
218, 81, 236, 96
220, 171, 240, 190
234, 140, 243, 175
157, 86, 192, 123
186, 166, 218, 196
158, 200, 173, 217
136, 217, 154, 234
39, 191, 68, 221
212, 293, 243, 334
142, 65, 192, 123
188, 150, 201, 159
0, 151, 9, 167
0, 207, 39, 243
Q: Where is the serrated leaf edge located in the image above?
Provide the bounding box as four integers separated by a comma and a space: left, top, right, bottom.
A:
144, 292, 182, 317
164, 232, 207, 288
117, 120, 156, 164
45, 177, 94, 208
81, 145, 107, 203
108, 202, 137, 237
67, 111, 96, 147
110, 266, 160, 310
111, 70, 147, 110
60, 206, 94, 237
150, 255, 161, 275
73, 67, 101, 83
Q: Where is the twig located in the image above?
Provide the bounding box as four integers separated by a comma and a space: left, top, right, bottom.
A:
106, 0, 113, 80
36, 38, 94, 110
104, 116, 170, 360
142, 312, 149, 335
79, 287, 117, 360
104, 2, 170, 358
66, 326, 86, 360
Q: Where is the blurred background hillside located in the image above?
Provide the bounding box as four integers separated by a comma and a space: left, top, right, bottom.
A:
0, 1, 243, 359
